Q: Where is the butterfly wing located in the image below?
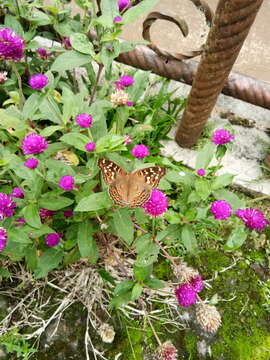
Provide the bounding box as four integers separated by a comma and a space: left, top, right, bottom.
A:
133, 166, 166, 188
98, 158, 126, 185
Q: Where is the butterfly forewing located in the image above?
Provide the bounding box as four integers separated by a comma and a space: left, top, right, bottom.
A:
134, 167, 166, 188
98, 158, 126, 185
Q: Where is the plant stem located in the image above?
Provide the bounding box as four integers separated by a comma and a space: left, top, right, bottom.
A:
12, 62, 25, 110
146, 316, 161, 346
152, 216, 156, 239
89, 63, 104, 105
247, 194, 270, 203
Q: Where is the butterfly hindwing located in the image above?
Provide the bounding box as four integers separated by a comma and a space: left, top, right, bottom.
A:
134, 166, 166, 188
98, 158, 126, 185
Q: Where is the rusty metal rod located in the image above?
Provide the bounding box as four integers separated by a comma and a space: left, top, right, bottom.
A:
174, 0, 264, 147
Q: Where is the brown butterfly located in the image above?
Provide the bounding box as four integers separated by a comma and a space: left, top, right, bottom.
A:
98, 158, 166, 208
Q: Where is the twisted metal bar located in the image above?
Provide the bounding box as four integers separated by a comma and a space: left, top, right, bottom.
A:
175, 0, 264, 148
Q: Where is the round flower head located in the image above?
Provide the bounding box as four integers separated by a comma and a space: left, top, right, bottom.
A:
0, 193, 16, 221
190, 275, 204, 293
175, 283, 197, 307
59, 175, 75, 191
119, 75, 134, 87
29, 74, 48, 90
0, 71, 8, 84
210, 200, 232, 220
212, 129, 234, 145
45, 233, 60, 247
0, 28, 25, 61
236, 208, 268, 231
131, 144, 149, 159
85, 142, 96, 152
143, 189, 168, 217
0, 227, 7, 252
118, 0, 131, 11
39, 208, 55, 221
124, 135, 132, 145
197, 168, 205, 176
37, 48, 52, 59
75, 113, 93, 128
24, 157, 39, 169
16, 217, 26, 227
155, 341, 178, 360
22, 134, 48, 155
11, 187, 24, 199
195, 303, 221, 333
111, 89, 129, 105
64, 210, 73, 218
113, 16, 122, 23
126, 101, 133, 107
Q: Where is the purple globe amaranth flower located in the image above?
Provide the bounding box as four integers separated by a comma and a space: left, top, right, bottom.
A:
118, 0, 131, 11
75, 113, 93, 128
190, 275, 204, 293
29, 74, 49, 90
59, 175, 75, 191
236, 208, 268, 231
175, 284, 197, 307
212, 129, 234, 145
124, 135, 132, 145
210, 200, 232, 220
85, 142, 96, 152
45, 233, 61, 247
0, 227, 7, 252
113, 15, 122, 23
0, 193, 16, 221
22, 134, 48, 155
143, 189, 168, 217
37, 48, 52, 59
64, 210, 73, 218
24, 157, 39, 169
63, 37, 71, 49
131, 144, 149, 159
197, 168, 206, 176
39, 208, 55, 221
126, 101, 133, 107
115, 81, 124, 90
119, 75, 134, 87
16, 217, 26, 227
0, 28, 25, 61
11, 187, 24, 199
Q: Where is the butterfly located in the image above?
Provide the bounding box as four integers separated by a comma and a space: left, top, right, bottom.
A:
98, 158, 166, 208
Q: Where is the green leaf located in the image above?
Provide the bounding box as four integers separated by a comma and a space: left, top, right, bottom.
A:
224, 228, 247, 250
97, 0, 119, 27
60, 132, 90, 151
70, 33, 95, 56
128, 70, 150, 102
100, 40, 121, 72
113, 208, 134, 246
34, 248, 63, 279
8, 228, 31, 244
110, 292, 132, 309
144, 277, 165, 289
62, 88, 76, 125
195, 143, 215, 170
22, 93, 44, 120
0, 268, 11, 279
25, 247, 38, 271
24, 204, 42, 229
135, 242, 160, 267
40, 125, 63, 137
98, 269, 116, 285
77, 222, 98, 263
4, 14, 24, 37
123, 0, 160, 24
39, 96, 62, 124
0, 110, 26, 132
212, 173, 235, 190
75, 192, 112, 212
51, 51, 90, 72
31, 9, 52, 25
133, 264, 152, 282
39, 195, 74, 211
195, 178, 211, 200
131, 283, 143, 301
95, 134, 126, 153
113, 279, 134, 296
181, 225, 197, 252
213, 189, 245, 211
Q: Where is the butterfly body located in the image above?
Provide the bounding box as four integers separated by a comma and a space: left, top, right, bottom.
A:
98, 158, 165, 208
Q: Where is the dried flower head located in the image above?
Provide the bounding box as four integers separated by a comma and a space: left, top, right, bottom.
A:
37, 48, 52, 59
210, 200, 232, 220
236, 208, 268, 231
0, 28, 25, 61
98, 323, 115, 344
124, 134, 132, 145
212, 129, 234, 145
0, 193, 16, 221
143, 189, 168, 216
155, 340, 178, 360
0, 71, 8, 84
0, 227, 7, 251
196, 303, 221, 333
39, 208, 55, 221
173, 262, 199, 283
175, 283, 197, 307
29, 74, 49, 90
22, 134, 48, 155
110, 89, 129, 105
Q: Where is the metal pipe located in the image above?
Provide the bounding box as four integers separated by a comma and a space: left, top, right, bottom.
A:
174, 0, 264, 147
